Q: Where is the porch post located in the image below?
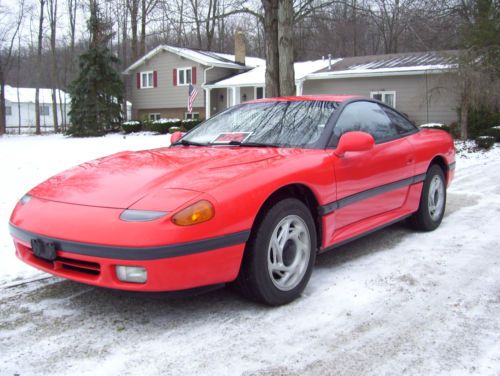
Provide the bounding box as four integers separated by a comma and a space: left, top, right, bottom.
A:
205, 88, 211, 119
232, 86, 240, 106
296, 80, 304, 96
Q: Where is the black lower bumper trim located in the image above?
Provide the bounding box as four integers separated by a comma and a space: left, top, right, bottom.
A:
9, 224, 250, 261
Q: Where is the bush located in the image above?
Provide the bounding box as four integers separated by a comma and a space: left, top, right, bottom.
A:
449, 122, 461, 139
466, 106, 500, 139
168, 126, 186, 134
481, 126, 500, 142
122, 121, 141, 133
145, 118, 182, 134
475, 136, 495, 150
181, 118, 203, 131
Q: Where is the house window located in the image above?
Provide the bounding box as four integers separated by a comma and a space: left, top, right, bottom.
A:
177, 67, 192, 86
149, 113, 161, 121
40, 105, 50, 116
370, 91, 396, 108
141, 71, 154, 88
185, 112, 199, 120
255, 87, 265, 99
5, 106, 12, 116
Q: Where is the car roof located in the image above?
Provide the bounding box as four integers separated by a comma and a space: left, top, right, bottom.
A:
247, 95, 362, 104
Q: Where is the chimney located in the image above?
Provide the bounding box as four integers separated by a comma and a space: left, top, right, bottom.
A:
235, 31, 246, 65
328, 53, 332, 70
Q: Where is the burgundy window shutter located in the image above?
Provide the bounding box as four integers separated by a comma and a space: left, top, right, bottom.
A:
153, 70, 158, 87
192, 66, 197, 84
136, 72, 140, 89
173, 69, 177, 86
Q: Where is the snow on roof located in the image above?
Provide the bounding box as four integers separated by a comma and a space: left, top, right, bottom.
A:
205, 59, 335, 88
4, 85, 70, 104
306, 51, 458, 79
123, 45, 265, 74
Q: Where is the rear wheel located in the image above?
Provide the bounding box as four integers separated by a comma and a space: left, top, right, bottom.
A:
409, 164, 446, 231
236, 198, 317, 306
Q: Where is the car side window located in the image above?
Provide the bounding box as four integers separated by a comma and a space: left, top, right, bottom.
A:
330, 101, 398, 146
383, 106, 417, 134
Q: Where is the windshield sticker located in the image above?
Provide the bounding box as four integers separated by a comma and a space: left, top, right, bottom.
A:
212, 132, 252, 143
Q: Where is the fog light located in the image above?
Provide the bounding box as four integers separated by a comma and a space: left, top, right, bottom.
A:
116, 266, 147, 283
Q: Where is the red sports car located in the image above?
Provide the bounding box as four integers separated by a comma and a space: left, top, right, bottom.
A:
9, 95, 455, 305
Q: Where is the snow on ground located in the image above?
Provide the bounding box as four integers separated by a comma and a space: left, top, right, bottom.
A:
0, 133, 169, 284
0, 136, 499, 375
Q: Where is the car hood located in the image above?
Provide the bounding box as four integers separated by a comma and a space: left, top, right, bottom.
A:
29, 146, 281, 209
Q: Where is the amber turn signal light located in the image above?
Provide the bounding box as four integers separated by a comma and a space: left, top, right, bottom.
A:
172, 200, 215, 226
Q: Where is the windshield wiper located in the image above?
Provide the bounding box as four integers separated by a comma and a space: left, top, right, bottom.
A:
223, 140, 281, 148
173, 139, 207, 147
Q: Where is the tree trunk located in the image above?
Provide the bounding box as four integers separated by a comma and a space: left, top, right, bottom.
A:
278, 0, 295, 96
49, 0, 59, 132
460, 98, 468, 140
35, 0, 45, 135
140, 0, 146, 56
129, 0, 139, 60
262, 0, 280, 97
0, 75, 6, 136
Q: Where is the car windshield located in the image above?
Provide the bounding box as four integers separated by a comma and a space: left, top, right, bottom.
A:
180, 100, 339, 148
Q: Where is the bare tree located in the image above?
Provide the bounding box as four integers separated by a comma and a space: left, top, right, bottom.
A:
35, 0, 46, 135
0, 0, 25, 135
48, 0, 59, 132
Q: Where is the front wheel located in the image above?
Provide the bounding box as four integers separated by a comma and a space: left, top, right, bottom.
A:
236, 198, 317, 306
409, 164, 446, 231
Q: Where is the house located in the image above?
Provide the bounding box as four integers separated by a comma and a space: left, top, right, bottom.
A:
126, 42, 460, 126
4, 85, 70, 133
123, 32, 265, 121
4, 86, 133, 134
300, 50, 460, 125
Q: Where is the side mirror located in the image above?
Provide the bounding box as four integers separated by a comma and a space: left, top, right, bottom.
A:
335, 131, 374, 157
170, 131, 183, 145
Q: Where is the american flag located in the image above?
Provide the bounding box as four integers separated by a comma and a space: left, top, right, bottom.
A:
187, 84, 198, 113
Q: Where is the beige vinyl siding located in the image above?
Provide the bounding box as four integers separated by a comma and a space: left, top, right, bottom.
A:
129, 50, 237, 111
303, 73, 459, 125
240, 87, 254, 102
206, 67, 240, 83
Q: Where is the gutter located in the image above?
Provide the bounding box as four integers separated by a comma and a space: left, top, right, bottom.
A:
304, 66, 458, 81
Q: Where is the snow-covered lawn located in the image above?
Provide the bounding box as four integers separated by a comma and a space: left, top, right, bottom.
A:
0, 134, 499, 375
0, 133, 169, 284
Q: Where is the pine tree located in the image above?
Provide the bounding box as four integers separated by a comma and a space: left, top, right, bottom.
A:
457, 0, 500, 139
67, 0, 123, 137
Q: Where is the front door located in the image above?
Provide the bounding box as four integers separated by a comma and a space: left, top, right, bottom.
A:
329, 101, 416, 230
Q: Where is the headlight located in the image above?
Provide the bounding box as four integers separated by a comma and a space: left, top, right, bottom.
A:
172, 200, 214, 226
119, 210, 168, 222
19, 194, 32, 205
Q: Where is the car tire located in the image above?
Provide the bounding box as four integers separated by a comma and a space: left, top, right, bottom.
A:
409, 164, 447, 231
236, 198, 317, 306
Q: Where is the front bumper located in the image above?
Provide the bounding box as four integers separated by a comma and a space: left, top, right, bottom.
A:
11, 225, 248, 292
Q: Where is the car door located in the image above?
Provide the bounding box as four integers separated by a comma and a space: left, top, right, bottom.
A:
329, 100, 416, 231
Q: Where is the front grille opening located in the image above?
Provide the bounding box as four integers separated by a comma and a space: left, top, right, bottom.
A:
57, 256, 101, 276
61, 263, 100, 276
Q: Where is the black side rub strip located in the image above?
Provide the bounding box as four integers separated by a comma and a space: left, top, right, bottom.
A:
9, 224, 250, 261
319, 173, 427, 216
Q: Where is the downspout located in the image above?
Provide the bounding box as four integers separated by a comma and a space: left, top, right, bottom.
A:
425, 69, 429, 123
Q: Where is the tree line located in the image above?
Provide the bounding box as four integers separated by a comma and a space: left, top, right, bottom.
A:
0, 0, 498, 136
